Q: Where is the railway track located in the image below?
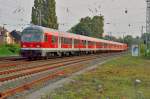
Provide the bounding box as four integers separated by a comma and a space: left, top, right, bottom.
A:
0, 56, 23, 62
0, 55, 99, 75
0, 55, 81, 70
0, 55, 100, 82
0, 56, 64, 70
0, 52, 125, 99
0, 56, 28, 68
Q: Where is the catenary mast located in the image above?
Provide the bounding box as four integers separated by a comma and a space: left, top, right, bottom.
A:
146, 0, 150, 33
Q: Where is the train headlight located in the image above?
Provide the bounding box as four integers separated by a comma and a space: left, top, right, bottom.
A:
23, 45, 26, 48
36, 45, 41, 48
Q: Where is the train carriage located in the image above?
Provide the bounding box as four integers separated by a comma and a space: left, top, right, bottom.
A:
21, 25, 128, 59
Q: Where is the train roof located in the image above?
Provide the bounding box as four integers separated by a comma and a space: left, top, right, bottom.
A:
24, 25, 126, 46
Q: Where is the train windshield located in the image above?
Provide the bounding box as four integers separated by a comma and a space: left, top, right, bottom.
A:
22, 29, 43, 42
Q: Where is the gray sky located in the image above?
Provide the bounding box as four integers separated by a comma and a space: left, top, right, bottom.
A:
0, 0, 146, 37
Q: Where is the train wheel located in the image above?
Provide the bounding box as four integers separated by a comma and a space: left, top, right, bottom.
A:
44, 53, 49, 60
57, 52, 62, 57
44, 56, 48, 60
27, 57, 32, 61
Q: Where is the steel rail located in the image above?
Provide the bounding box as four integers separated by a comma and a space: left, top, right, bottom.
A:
0, 55, 99, 75
0, 56, 99, 82
0, 54, 97, 69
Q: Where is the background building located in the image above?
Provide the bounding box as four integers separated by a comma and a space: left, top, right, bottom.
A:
0, 26, 21, 45
0, 26, 7, 45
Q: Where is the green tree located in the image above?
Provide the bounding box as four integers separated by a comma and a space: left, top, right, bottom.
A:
103, 35, 118, 41
117, 37, 124, 43
31, 0, 58, 29
69, 16, 104, 38
43, 0, 58, 29
123, 35, 133, 48
90, 16, 104, 38
70, 17, 92, 36
141, 33, 150, 45
31, 0, 44, 25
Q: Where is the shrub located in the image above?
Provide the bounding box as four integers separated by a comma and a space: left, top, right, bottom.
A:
6, 44, 20, 53
140, 44, 146, 56
0, 44, 20, 56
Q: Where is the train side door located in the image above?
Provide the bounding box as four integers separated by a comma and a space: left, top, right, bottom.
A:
44, 34, 50, 48
51, 35, 58, 48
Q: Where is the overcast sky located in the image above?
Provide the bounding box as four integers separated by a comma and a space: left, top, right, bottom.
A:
0, 0, 146, 37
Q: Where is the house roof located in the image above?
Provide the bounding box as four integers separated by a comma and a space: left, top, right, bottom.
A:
10, 30, 21, 41
0, 26, 8, 36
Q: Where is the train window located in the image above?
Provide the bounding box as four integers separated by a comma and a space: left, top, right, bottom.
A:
68, 38, 72, 44
52, 35, 56, 43
63, 38, 65, 43
74, 39, 80, 44
88, 41, 93, 45
74, 39, 76, 44
61, 37, 72, 44
101, 43, 104, 47
64, 38, 68, 44
22, 29, 43, 42
83, 40, 86, 46
112, 44, 114, 47
88, 41, 90, 45
61, 37, 63, 43
104, 43, 107, 47
97, 42, 101, 47
100, 42, 102, 46
81, 40, 83, 45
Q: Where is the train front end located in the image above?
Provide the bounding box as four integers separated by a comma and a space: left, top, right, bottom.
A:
20, 26, 44, 59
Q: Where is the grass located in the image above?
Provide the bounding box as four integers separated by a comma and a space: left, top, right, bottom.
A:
42, 55, 150, 99
0, 44, 20, 56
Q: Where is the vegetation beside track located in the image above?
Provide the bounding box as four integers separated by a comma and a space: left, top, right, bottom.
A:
42, 55, 150, 99
0, 44, 20, 56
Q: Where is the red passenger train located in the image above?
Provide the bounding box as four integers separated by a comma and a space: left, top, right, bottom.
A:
20, 25, 128, 59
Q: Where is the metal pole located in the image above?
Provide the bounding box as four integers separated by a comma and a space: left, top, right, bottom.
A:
39, 8, 42, 26
146, 0, 150, 51
123, 33, 125, 43
146, 0, 150, 33
110, 32, 112, 40
141, 26, 143, 37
